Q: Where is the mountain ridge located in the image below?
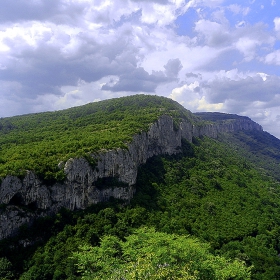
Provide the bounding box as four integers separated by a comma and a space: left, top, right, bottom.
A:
1, 95, 280, 279
0, 96, 264, 240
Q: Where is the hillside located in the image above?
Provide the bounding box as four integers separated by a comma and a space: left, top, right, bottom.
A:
1, 95, 280, 279
195, 112, 280, 180
0, 95, 192, 181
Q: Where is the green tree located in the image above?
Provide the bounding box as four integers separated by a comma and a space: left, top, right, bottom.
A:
0, 258, 14, 280
72, 227, 251, 280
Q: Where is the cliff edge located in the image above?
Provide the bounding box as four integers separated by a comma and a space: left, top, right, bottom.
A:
0, 113, 262, 239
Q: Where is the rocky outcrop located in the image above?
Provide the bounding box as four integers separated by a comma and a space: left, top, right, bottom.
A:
0, 114, 262, 239
0, 205, 37, 240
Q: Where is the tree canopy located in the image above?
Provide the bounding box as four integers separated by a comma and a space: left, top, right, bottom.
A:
0, 95, 192, 180
2, 95, 280, 279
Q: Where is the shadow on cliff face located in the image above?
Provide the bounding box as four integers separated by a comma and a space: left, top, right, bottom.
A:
94, 176, 129, 189
9, 193, 24, 207
132, 139, 195, 210
132, 155, 165, 210
9, 193, 37, 211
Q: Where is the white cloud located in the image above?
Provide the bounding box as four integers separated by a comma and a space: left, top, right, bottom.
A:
169, 81, 224, 112
257, 72, 268, 81
275, 17, 280, 30
192, 18, 274, 63
205, 72, 280, 105
228, 4, 250, 16
233, 24, 274, 61
264, 50, 280, 65
140, 3, 178, 25
274, 17, 280, 38
1, 0, 280, 138
234, 37, 260, 61
235, 21, 246, 28
185, 0, 224, 10
194, 19, 230, 47
166, 69, 280, 137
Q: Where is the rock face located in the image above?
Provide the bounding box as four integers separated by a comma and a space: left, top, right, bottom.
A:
0, 114, 262, 239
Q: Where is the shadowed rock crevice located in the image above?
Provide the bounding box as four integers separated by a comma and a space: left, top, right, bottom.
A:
9, 193, 24, 207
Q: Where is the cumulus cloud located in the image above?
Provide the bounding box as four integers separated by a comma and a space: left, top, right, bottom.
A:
185, 0, 224, 10
1, 0, 280, 137
194, 19, 230, 47
205, 74, 280, 105
168, 69, 280, 137
101, 67, 164, 92
274, 17, 280, 31
264, 50, 280, 65
0, 0, 59, 23
0, 21, 142, 97
191, 16, 274, 66
164, 58, 183, 78
101, 59, 182, 92
274, 17, 280, 39
186, 72, 202, 78
169, 80, 224, 112
0, 1, 187, 101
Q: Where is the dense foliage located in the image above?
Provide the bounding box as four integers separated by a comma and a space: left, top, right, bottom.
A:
195, 111, 280, 180
133, 138, 280, 279
0, 95, 192, 180
2, 96, 280, 279
73, 227, 251, 280
220, 130, 280, 180
2, 136, 280, 279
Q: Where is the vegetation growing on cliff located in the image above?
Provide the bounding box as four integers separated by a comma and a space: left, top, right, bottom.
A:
0, 95, 192, 180
2, 95, 280, 279
2, 136, 280, 279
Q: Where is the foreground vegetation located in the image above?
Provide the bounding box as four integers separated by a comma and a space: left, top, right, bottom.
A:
73, 227, 251, 280
1, 136, 280, 279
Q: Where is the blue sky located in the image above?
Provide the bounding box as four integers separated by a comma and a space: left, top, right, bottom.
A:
1, 0, 280, 137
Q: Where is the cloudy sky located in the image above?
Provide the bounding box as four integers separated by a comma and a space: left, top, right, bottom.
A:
1, 0, 280, 137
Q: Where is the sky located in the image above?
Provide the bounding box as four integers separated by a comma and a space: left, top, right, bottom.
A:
1, 0, 280, 138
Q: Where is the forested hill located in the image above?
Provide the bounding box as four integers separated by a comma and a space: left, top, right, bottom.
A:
2, 95, 280, 279
0, 95, 192, 180
0, 95, 262, 182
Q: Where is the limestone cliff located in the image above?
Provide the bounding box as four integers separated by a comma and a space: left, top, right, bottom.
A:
0, 114, 262, 239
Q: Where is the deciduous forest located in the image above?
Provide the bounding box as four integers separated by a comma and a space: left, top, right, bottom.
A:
1, 95, 280, 279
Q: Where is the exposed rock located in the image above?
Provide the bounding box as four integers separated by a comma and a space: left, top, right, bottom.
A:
0, 114, 262, 239
0, 206, 36, 240
0, 176, 22, 205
